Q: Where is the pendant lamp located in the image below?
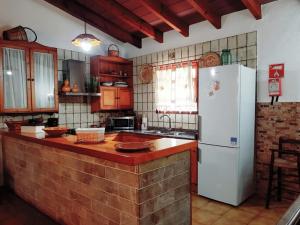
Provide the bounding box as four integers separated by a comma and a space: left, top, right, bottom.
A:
72, 22, 101, 51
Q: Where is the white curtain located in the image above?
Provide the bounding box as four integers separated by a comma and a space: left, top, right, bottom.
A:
34, 52, 54, 108
3, 48, 27, 109
156, 62, 197, 112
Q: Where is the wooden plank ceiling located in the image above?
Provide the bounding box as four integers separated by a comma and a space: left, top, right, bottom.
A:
44, 0, 276, 48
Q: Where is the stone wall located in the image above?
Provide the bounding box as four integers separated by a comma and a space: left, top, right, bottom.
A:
2, 136, 190, 225
256, 102, 300, 199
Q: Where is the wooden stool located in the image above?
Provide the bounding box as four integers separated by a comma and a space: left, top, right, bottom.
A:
265, 137, 300, 208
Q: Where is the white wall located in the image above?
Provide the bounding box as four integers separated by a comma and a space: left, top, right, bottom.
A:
0, 0, 127, 56
124, 0, 300, 103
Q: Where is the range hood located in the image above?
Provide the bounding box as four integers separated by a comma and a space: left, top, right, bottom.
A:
62, 59, 100, 96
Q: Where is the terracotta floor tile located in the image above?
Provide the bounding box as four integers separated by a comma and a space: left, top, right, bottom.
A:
192, 208, 222, 225
192, 195, 210, 209
203, 201, 233, 216
248, 216, 279, 225
222, 208, 257, 224
212, 217, 248, 225
192, 218, 206, 225
259, 207, 288, 221
0, 187, 294, 225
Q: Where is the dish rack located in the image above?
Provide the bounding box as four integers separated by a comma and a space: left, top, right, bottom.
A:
76, 128, 105, 144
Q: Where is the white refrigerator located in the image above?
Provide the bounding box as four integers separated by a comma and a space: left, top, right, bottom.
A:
197, 64, 256, 206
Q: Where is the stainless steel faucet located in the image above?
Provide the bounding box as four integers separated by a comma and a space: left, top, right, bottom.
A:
160, 114, 172, 130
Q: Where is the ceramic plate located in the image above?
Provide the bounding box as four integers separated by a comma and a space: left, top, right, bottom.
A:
115, 142, 152, 152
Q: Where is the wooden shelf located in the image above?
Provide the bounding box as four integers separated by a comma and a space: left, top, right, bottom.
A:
98, 73, 131, 78
97, 55, 133, 64
60, 92, 101, 96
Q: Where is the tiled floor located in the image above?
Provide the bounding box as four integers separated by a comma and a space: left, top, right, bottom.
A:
0, 188, 57, 225
192, 194, 291, 225
0, 187, 291, 225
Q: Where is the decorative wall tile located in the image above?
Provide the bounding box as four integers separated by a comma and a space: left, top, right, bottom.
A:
211, 40, 219, 52
228, 36, 237, 49
247, 46, 257, 60
195, 43, 202, 56
237, 33, 247, 48
181, 46, 188, 58
237, 47, 247, 61
132, 32, 257, 131
219, 38, 228, 51
64, 50, 71, 60
247, 31, 257, 46
188, 45, 195, 57
202, 41, 211, 54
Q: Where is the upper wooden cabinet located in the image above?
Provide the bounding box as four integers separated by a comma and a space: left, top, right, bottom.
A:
0, 40, 58, 114
91, 86, 133, 112
90, 55, 133, 112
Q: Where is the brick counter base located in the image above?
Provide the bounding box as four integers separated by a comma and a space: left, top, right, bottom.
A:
2, 136, 191, 225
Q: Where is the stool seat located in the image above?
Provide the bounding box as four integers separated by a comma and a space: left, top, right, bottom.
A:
274, 158, 298, 169
265, 137, 300, 209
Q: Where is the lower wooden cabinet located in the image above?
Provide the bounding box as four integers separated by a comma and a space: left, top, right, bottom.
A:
91, 86, 133, 112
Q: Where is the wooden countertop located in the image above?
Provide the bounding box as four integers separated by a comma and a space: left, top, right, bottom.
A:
0, 130, 197, 165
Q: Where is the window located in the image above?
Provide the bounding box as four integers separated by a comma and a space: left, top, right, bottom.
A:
155, 61, 198, 113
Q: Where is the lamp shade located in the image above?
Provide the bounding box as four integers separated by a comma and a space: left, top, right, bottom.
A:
72, 22, 101, 51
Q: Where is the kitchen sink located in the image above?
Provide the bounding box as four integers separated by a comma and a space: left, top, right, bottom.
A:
141, 130, 196, 139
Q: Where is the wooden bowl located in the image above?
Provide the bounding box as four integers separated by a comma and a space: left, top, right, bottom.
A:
5, 120, 25, 132
43, 127, 68, 137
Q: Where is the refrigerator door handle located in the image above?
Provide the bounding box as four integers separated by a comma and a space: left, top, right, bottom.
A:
198, 147, 201, 164
198, 115, 202, 141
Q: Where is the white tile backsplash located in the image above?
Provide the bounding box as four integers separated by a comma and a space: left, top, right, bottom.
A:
132, 32, 257, 131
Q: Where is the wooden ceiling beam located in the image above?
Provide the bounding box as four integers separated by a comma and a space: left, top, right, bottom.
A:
241, 0, 262, 19
77, 0, 163, 43
43, 0, 142, 48
140, 0, 189, 37
186, 0, 221, 29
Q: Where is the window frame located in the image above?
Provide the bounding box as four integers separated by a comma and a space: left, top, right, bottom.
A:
155, 60, 198, 114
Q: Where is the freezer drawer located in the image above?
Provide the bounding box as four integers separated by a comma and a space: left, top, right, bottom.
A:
198, 144, 239, 206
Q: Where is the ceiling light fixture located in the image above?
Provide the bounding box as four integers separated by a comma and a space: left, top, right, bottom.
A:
72, 22, 101, 51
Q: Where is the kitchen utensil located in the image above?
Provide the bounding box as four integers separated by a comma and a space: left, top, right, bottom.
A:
21, 126, 45, 133
43, 127, 68, 137
200, 52, 221, 68
3, 26, 37, 42
102, 82, 114, 86
114, 84, 128, 87
139, 64, 153, 84
28, 117, 44, 126
114, 81, 128, 87
221, 49, 232, 65
5, 120, 25, 132
72, 82, 79, 93
76, 128, 105, 144
47, 118, 58, 127
108, 44, 119, 57
115, 142, 152, 152
61, 79, 71, 93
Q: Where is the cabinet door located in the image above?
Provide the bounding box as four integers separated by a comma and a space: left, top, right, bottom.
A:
31, 49, 58, 112
0, 46, 31, 113
118, 88, 133, 109
101, 87, 118, 110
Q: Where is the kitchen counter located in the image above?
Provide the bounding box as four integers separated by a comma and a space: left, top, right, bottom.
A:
1, 129, 195, 225
0, 129, 196, 165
